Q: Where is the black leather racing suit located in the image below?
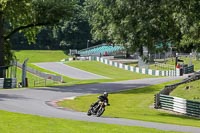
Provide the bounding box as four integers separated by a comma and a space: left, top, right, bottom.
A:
92, 95, 109, 107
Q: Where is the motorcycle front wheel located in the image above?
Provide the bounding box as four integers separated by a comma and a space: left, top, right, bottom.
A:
96, 107, 105, 117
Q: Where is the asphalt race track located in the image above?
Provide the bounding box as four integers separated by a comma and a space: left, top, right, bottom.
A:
34, 62, 109, 80
0, 62, 200, 133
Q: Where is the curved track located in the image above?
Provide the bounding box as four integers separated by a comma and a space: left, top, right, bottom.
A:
0, 63, 200, 133
34, 62, 109, 79
1, 77, 200, 132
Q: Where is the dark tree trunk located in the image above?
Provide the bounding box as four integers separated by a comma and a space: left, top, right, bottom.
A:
0, 12, 5, 78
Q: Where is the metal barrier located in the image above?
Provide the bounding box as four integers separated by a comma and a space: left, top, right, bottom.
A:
154, 72, 200, 118
34, 79, 47, 87
183, 65, 194, 74
155, 94, 200, 117
0, 78, 17, 89
0, 78, 4, 88
17, 62, 62, 82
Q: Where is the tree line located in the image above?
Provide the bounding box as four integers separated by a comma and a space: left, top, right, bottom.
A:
85, 0, 200, 55
0, 0, 199, 77
10, 0, 92, 50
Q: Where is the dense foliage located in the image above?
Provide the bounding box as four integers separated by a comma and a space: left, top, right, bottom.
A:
0, 0, 199, 78
0, 0, 75, 77
85, 0, 200, 54
10, 0, 92, 50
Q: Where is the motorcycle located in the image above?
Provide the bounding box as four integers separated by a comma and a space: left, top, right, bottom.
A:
87, 100, 108, 117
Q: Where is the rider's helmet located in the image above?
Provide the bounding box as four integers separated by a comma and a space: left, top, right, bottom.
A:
103, 92, 108, 97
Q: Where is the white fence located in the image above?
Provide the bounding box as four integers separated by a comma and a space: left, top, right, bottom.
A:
0, 78, 17, 89
0, 78, 3, 88
91, 57, 180, 76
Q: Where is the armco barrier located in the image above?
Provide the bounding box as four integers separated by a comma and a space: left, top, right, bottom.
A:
183, 65, 194, 74
156, 94, 200, 117
154, 72, 200, 118
0, 78, 17, 89
92, 56, 180, 77
0, 78, 4, 88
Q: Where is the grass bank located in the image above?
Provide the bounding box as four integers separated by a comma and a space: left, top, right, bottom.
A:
14, 50, 68, 63
170, 80, 200, 102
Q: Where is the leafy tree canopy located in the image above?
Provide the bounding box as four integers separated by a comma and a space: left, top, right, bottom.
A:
84, 0, 200, 54
3, 0, 75, 42
0, 0, 76, 77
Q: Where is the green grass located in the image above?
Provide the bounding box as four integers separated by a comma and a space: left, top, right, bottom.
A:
66, 61, 155, 81
170, 80, 200, 101
58, 81, 200, 127
14, 50, 68, 63
0, 110, 179, 133
14, 50, 157, 86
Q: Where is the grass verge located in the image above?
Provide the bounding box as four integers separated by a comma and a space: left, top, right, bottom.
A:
0, 110, 178, 133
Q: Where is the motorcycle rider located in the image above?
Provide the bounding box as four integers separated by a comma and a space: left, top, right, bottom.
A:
92, 92, 110, 107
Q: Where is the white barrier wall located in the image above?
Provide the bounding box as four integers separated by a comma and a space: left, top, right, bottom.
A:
94, 57, 180, 76
0, 78, 17, 89
0, 78, 4, 88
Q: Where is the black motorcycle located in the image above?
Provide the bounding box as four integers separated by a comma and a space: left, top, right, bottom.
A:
87, 101, 108, 117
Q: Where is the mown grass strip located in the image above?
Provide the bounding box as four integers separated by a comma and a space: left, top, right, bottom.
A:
0, 110, 178, 133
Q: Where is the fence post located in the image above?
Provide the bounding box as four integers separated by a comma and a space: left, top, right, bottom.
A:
154, 93, 160, 109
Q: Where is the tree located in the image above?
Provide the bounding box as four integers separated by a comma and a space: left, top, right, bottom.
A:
53, 0, 92, 50
85, 0, 199, 58
84, 0, 179, 56
0, 0, 75, 77
177, 0, 200, 55
10, 0, 92, 51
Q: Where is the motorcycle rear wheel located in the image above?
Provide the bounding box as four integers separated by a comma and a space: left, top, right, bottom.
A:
87, 108, 92, 116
